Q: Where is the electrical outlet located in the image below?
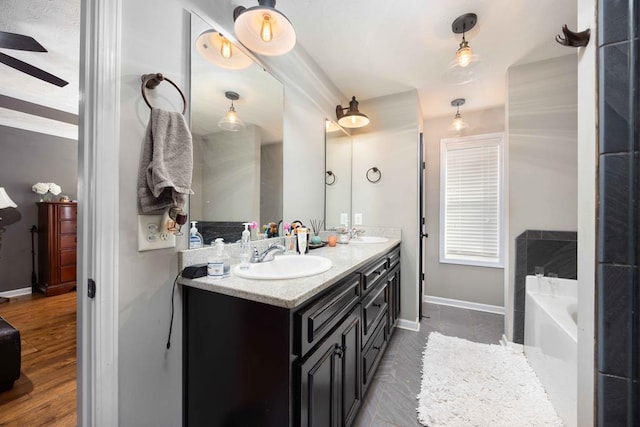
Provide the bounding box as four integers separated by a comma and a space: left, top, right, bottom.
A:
138, 214, 176, 251
340, 212, 348, 225
354, 213, 363, 225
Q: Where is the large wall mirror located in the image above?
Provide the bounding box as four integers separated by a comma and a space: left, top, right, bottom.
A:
190, 13, 284, 243
324, 120, 352, 229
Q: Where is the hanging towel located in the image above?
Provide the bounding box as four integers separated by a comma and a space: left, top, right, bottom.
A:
138, 108, 194, 213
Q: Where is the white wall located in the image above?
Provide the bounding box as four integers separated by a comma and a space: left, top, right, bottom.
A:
504, 54, 578, 339
260, 142, 283, 226
423, 107, 505, 306
352, 91, 421, 325
325, 130, 352, 228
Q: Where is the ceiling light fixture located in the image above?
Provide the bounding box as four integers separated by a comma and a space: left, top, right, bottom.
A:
450, 98, 468, 132
233, 0, 296, 56
218, 91, 245, 132
336, 96, 370, 129
452, 13, 477, 68
195, 29, 253, 70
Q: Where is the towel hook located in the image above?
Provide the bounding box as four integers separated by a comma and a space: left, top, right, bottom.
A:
141, 73, 187, 115
366, 167, 382, 183
326, 171, 336, 185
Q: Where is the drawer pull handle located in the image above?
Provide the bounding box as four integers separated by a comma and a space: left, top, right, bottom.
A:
373, 346, 381, 351
372, 303, 382, 308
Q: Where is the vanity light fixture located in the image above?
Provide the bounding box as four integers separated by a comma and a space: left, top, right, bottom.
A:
450, 98, 468, 132
233, 0, 296, 56
452, 13, 477, 68
218, 91, 245, 132
195, 29, 253, 70
336, 96, 370, 129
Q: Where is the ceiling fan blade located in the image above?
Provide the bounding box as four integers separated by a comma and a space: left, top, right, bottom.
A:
0, 31, 47, 52
0, 52, 68, 87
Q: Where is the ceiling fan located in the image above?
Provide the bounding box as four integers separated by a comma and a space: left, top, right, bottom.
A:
0, 31, 68, 87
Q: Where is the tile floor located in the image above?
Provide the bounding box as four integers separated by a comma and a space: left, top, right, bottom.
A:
353, 303, 504, 427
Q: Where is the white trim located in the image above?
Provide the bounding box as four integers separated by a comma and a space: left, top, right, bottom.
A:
424, 295, 505, 315
500, 334, 524, 352
78, 0, 121, 425
397, 318, 421, 332
0, 287, 32, 299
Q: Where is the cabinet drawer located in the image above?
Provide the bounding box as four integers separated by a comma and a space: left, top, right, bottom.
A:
296, 276, 360, 356
59, 234, 77, 249
58, 205, 77, 219
388, 247, 400, 269
362, 280, 387, 345
362, 318, 388, 388
60, 250, 76, 267
359, 258, 387, 292
60, 220, 76, 234
60, 265, 76, 283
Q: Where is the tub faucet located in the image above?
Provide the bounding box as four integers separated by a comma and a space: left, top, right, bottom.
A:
250, 243, 286, 263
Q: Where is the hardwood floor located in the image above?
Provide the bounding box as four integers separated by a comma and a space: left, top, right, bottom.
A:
0, 291, 77, 426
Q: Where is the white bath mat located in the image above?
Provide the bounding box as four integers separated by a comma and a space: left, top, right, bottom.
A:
417, 332, 563, 427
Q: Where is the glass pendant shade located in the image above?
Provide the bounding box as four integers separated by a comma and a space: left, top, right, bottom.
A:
336, 96, 370, 129
451, 113, 468, 131
218, 105, 245, 132
234, 3, 296, 56
0, 188, 17, 209
456, 41, 472, 68
195, 30, 253, 70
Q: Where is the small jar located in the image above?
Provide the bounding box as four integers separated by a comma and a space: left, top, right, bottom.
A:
338, 231, 350, 244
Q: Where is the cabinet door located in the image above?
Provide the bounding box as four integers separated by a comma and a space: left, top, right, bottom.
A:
387, 264, 401, 334
299, 308, 361, 427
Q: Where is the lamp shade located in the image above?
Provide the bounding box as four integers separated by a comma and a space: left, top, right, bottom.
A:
0, 188, 16, 209
195, 30, 253, 70
234, 3, 296, 56
336, 96, 370, 129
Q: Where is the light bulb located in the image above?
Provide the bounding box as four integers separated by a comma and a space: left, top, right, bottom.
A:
220, 37, 232, 59
456, 45, 472, 68
260, 14, 273, 42
351, 116, 357, 125
454, 117, 463, 131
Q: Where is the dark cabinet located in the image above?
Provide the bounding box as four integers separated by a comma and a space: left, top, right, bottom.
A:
299, 307, 361, 427
387, 263, 401, 335
37, 202, 77, 296
184, 243, 400, 427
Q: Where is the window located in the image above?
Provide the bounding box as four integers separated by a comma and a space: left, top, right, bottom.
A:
439, 133, 504, 268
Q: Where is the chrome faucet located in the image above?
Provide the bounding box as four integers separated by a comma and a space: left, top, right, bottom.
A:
250, 243, 286, 263
350, 228, 365, 239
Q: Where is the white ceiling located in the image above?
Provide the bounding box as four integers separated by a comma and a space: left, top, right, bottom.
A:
0, 0, 576, 130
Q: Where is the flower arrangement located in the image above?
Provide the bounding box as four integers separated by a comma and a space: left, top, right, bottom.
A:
32, 182, 62, 201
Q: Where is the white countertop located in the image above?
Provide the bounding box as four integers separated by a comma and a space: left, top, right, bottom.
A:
178, 238, 400, 308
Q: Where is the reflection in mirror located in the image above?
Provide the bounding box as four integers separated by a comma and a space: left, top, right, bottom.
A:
190, 13, 284, 244
324, 120, 352, 229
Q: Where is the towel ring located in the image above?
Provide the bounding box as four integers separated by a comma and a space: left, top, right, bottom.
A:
366, 167, 381, 183
141, 73, 187, 115
326, 171, 336, 185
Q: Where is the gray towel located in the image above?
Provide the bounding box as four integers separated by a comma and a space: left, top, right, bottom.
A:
138, 108, 194, 213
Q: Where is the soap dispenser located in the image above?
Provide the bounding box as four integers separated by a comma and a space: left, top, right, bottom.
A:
207, 238, 230, 277
189, 221, 204, 249
240, 223, 252, 269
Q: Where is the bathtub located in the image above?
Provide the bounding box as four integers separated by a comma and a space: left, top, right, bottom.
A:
524, 275, 577, 427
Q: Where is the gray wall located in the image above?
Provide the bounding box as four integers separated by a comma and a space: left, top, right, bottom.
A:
0, 125, 77, 293
423, 106, 505, 306
352, 91, 421, 324
505, 54, 578, 339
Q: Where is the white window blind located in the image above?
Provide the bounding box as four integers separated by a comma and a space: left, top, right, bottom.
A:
440, 133, 504, 268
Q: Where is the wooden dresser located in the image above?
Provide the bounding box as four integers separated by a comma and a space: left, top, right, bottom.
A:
37, 202, 77, 296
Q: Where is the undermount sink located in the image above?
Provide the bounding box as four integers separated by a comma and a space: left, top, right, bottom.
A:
349, 236, 389, 244
233, 254, 332, 280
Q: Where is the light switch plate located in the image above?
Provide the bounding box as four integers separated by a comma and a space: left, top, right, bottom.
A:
138, 214, 176, 251
340, 212, 348, 225
354, 213, 363, 225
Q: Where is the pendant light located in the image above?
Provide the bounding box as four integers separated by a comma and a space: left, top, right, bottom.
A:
450, 98, 468, 132
195, 29, 253, 70
336, 96, 370, 129
218, 91, 245, 132
233, 0, 296, 56
452, 13, 477, 68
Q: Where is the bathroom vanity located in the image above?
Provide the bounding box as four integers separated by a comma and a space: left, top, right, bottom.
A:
179, 240, 400, 426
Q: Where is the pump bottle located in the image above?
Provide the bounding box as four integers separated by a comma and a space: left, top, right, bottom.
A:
189, 221, 203, 249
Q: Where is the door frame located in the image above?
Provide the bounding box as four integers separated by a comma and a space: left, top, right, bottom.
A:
77, 0, 122, 424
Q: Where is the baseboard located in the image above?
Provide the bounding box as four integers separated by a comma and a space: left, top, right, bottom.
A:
500, 334, 524, 352
396, 318, 420, 332
0, 287, 33, 299
424, 295, 504, 315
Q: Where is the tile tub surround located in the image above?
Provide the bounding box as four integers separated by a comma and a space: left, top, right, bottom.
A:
512, 230, 577, 344
597, 0, 639, 423
179, 237, 401, 308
